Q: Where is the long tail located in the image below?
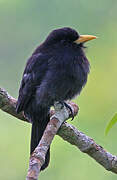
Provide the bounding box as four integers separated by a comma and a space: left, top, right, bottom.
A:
30, 110, 50, 171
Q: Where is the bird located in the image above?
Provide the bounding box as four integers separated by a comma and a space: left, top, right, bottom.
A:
16, 27, 96, 170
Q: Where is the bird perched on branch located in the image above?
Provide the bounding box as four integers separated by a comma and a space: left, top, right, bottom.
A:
16, 27, 96, 170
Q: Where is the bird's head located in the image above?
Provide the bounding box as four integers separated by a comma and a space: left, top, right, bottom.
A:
44, 27, 97, 46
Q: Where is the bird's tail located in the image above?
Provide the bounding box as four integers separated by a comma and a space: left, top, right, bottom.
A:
30, 110, 50, 171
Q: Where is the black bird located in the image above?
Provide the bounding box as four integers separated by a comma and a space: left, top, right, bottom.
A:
16, 27, 96, 170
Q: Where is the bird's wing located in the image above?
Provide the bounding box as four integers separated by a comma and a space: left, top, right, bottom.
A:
16, 53, 48, 113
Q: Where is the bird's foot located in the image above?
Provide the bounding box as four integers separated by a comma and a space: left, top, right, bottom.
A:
59, 101, 74, 120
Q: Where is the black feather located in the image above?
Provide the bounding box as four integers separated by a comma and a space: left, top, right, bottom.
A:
16, 27, 90, 170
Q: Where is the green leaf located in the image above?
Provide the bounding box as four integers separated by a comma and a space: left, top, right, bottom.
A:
105, 113, 117, 136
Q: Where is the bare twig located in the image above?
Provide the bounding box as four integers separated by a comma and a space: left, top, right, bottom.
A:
0, 87, 117, 176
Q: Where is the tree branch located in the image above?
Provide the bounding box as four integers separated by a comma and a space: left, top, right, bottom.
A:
26, 102, 73, 180
0, 87, 117, 177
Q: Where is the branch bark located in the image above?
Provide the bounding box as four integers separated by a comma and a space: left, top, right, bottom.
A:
0, 87, 117, 177
26, 102, 73, 180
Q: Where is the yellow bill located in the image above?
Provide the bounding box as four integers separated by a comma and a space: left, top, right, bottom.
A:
75, 35, 97, 43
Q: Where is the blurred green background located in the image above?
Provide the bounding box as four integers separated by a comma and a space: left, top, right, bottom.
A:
0, 0, 117, 179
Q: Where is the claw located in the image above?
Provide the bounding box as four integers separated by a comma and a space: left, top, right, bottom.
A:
63, 102, 74, 120
58, 101, 74, 120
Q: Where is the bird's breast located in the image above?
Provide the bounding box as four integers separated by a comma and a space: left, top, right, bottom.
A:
64, 57, 90, 99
